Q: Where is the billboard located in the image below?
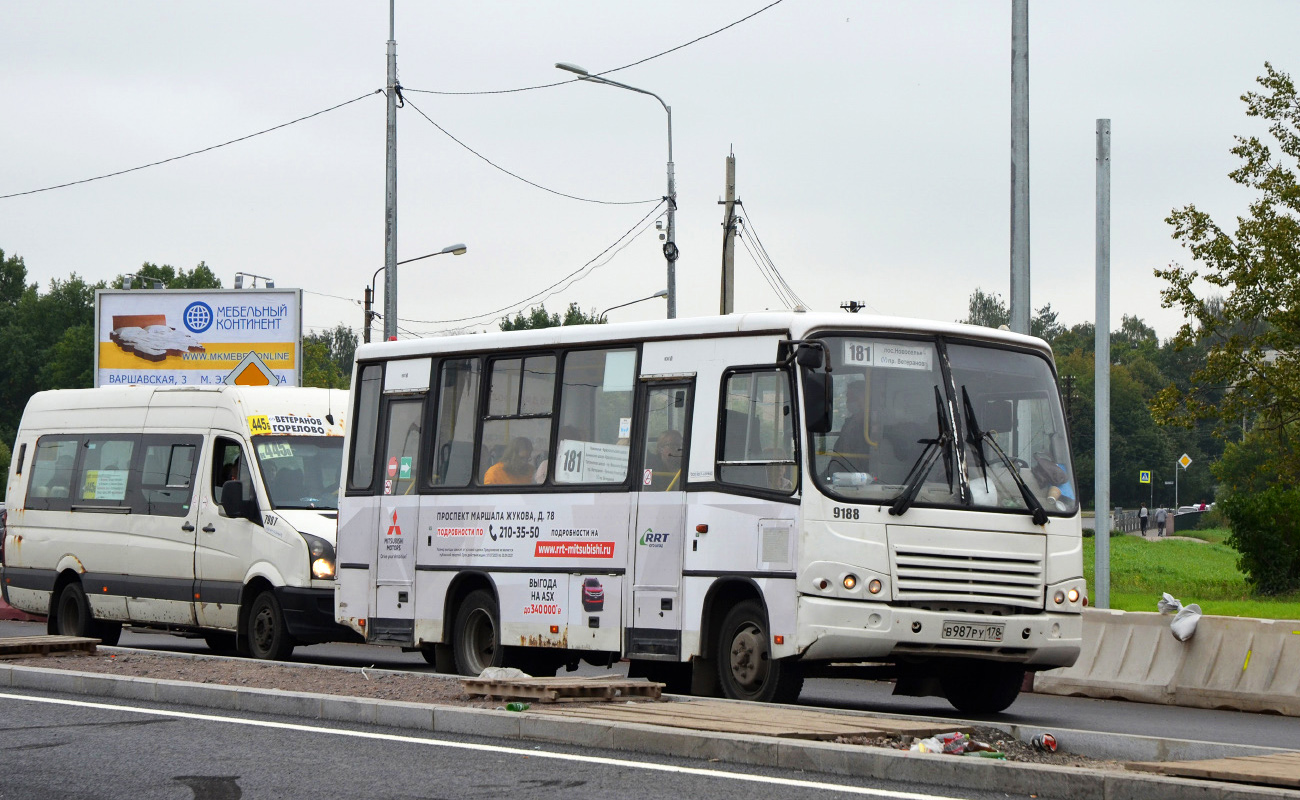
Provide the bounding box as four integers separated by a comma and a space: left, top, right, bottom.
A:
94, 288, 302, 388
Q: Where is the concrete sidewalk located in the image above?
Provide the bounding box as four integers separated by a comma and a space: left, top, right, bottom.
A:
1, 653, 1295, 800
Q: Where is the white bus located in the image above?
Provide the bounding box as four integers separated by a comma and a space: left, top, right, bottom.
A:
3, 386, 359, 658
335, 312, 1084, 711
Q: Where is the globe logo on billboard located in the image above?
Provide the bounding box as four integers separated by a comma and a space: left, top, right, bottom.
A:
183, 301, 214, 334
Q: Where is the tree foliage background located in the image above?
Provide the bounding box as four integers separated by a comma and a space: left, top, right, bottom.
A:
499, 302, 603, 331
1153, 63, 1300, 592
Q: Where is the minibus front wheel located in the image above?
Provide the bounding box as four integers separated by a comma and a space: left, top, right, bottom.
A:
715, 600, 802, 703
246, 591, 295, 660
452, 589, 503, 676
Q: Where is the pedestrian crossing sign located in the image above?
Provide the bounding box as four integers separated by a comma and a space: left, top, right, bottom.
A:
1139, 470, 1151, 484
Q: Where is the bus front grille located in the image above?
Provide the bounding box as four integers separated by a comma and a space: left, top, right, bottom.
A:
888, 527, 1045, 610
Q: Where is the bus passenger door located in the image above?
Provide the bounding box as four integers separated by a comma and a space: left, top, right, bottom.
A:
371, 394, 424, 644
628, 381, 692, 659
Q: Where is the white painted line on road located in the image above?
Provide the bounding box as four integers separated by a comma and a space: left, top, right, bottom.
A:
0, 692, 966, 799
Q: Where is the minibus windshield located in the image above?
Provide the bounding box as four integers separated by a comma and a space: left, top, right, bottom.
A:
252, 436, 344, 510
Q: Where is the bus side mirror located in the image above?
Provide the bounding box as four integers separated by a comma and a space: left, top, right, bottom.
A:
220, 481, 243, 519
795, 346, 823, 370
803, 370, 834, 434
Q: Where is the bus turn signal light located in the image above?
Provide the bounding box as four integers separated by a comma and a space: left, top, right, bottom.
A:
843, 575, 857, 590
868, 579, 882, 594
1068, 588, 1080, 603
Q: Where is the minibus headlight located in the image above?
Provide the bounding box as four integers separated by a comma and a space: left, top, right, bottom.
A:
302, 533, 337, 580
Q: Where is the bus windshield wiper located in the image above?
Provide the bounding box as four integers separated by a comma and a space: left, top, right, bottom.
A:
890, 386, 952, 516
961, 386, 1048, 525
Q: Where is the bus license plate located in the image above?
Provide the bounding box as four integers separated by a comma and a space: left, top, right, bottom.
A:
941, 621, 1004, 642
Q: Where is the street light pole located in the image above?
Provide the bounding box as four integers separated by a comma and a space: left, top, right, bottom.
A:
556, 62, 677, 318
599, 289, 668, 322
365, 244, 467, 343
382, 0, 399, 341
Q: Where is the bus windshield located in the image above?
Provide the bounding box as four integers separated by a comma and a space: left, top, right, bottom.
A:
810, 336, 1075, 516
253, 436, 345, 510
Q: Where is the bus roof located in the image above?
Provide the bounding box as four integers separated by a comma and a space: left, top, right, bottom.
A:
355, 311, 1053, 362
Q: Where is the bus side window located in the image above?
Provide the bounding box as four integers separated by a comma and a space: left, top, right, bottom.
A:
348, 364, 383, 492
479, 355, 555, 487
718, 369, 798, 494
553, 348, 635, 485
137, 436, 201, 516
24, 437, 79, 510
430, 358, 480, 487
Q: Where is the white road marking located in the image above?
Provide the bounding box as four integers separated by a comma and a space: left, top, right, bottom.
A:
0, 691, 968, 799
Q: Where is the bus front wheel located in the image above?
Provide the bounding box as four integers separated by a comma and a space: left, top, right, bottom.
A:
52, 581, 121, 646
940, 660, 1025, 714
715, 600, 803, 703
453, 590, 503, 676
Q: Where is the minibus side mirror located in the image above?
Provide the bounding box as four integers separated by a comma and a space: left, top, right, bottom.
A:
795, 346, 823, 370
803, 370, 834, 434
219, 481, 244, 519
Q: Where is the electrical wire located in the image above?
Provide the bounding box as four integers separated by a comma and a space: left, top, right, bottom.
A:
737, 227, 796, 308
403, 0, 786, 96
303, 289, 362, 306
403, 97, 658, 205
396, 200, 665, 330
736, 209, 809, 309
1, 91, 382, 200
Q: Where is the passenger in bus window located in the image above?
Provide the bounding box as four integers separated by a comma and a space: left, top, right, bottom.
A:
484, 437, 536, 485
647, 429, 683, 490
834, 380, 875, 465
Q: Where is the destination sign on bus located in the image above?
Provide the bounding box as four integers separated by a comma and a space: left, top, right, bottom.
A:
841, 340, 933, 371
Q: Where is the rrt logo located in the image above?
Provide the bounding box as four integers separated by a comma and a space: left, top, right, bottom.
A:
639, 528, 670, 547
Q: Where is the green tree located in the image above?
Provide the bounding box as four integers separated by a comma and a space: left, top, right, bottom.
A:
114, 261, 223, 290
302, 324, 358, 389
1154, 63, 1300, 475
959, 288, 1064, 342
499, 302, 602, 331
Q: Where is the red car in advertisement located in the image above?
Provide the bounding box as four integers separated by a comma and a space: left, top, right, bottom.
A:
581, 577, 604, 612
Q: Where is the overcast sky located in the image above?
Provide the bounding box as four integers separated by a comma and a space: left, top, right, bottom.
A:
3, 1, 1296, 341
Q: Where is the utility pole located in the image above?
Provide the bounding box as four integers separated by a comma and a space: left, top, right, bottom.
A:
718, 150, 737, 315
363, 286, 374, 344
382, 0, 399, 341
1095, 118, 1112, 608
1009, 0, 1031, 334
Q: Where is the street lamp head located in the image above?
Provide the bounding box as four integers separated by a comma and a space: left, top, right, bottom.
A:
651, 289, 668, 299
441, 244, 468, 256
555, 62, 589, 76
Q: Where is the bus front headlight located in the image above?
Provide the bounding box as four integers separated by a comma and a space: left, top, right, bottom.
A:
302, 533, 337, 580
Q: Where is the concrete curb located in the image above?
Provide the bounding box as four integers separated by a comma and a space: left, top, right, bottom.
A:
1, 663, 1296, 800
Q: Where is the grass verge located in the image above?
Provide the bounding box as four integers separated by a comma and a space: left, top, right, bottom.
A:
1082, 529, 1300, 619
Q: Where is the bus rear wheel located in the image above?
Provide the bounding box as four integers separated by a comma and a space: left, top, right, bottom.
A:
452, 590, 503, 676
715, 600, 803, 703
52, 581, 122, 646
940, 660, 1025, 714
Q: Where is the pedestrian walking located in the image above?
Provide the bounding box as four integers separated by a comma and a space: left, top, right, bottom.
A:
1155, 506, 1168, 537
1139, 504, 1149, 535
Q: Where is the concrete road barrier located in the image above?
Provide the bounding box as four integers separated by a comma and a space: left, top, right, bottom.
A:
1036, 608, 1300, 716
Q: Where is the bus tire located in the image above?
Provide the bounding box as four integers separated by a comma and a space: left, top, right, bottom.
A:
247, 591, 295, 661
940, 660, 1024, 714
452, 590, 504, 676
53, 581, 92, 638
715, 600, 803, 703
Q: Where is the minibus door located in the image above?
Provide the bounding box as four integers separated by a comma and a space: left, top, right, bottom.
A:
195, 434, 262, 630
628, 381, 692, 659
371, 394, 424, 644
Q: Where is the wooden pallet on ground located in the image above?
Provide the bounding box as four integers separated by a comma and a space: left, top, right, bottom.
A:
0, 635, 99, 659
1127, 752, 1300, 789
460, 675, 664, 703
534, 698, 973, 740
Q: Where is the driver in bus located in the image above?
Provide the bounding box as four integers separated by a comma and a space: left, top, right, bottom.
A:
834, 380, 875, 471
484, 437, 536, 485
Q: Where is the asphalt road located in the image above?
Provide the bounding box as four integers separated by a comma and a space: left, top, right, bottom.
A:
0, 688, 1013, 800
3, 619, 1294, 751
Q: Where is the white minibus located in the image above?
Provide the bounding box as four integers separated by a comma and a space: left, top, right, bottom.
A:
335, 312, 1084, 711
2, 386, 359, 658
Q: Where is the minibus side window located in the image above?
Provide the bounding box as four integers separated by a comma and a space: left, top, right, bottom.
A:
24, 437, 79, 511
717, 369, 798, 495
212, 438, 257, 522
430, 358, 480, 487
75, 435, 137, 508
553, 348, 636, 485
349, 364, 383, 491
384, 399, 423, 496
137, 435, 202, 516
